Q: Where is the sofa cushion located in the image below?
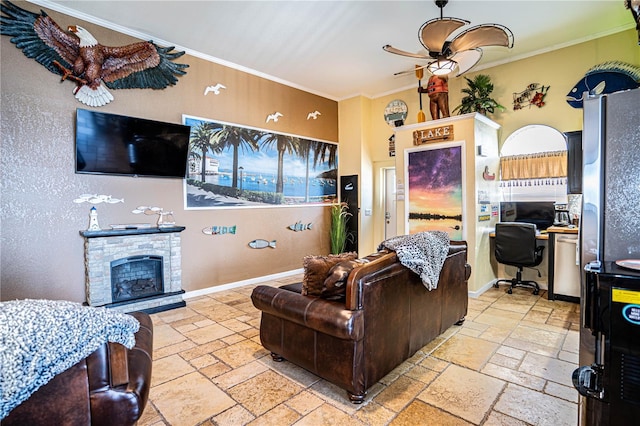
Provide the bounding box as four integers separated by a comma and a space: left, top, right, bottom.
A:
302, 252, 358, 296
322, 259, 367, 299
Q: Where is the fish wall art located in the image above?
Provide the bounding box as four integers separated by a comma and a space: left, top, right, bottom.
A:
202, 225, 237, 235
288, 221, 313, 232
566, 61, 640, 108
249, 239, 276, 249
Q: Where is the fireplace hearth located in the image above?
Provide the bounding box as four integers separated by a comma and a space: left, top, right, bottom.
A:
81, 226, 186, 313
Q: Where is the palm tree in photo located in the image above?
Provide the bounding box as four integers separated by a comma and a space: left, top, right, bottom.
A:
210, 124, 260, 188
260, 133, 300, 196
189, 122, 217, 182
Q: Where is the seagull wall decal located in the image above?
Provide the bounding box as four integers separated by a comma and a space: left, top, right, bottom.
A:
266, 112, 283, 123
0, 0, 189, 107
204, 83, 226, 95
307, 110, 321, 120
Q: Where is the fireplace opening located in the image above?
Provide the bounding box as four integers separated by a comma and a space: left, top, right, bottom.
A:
111, 255, 164, 303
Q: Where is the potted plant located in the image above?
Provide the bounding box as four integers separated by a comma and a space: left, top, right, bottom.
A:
329, 202, 353, 254
452, 74, 505, 116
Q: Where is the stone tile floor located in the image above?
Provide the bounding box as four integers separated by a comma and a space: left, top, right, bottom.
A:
139, 275, 580, 426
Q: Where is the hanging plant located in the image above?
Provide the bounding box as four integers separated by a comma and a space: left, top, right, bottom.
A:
329, 203, 353, 254
453, 74, 505, 116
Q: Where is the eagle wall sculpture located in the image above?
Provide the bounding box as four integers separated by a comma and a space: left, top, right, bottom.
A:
0, 0, 188, 107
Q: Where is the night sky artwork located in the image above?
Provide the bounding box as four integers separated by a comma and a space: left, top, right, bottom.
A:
407, 144, 463, 239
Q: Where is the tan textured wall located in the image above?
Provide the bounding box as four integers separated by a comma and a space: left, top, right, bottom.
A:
0, 3, 337, 302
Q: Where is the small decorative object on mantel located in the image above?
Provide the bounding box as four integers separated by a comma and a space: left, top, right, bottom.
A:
566, 61, 640, 108
266, 112, 283, 123
288, 221, 313, 232
249, 239, 277, 249
202, 225, 237, 235
513, 83, 550, 110
0, 0, 188, 107
74, 193, 123, 231
420, 75, 450, 120
307, 110, 321, 120
132, 206, 176, 228
88, 206, 100, 231
73, 194, 124, 204
204, 83, 226, 96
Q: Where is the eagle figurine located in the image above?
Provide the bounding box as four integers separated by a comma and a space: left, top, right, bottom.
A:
0, 0, 188, 107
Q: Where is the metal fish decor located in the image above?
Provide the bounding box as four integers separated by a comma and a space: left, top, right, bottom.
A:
288, 221, 313, 232
202, 225, 236, 235
566, 61, 640, 108
513, 83, 549, 110
249, 239, 276, 249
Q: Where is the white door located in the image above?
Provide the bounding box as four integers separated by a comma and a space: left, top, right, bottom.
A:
384, 168, 397, 240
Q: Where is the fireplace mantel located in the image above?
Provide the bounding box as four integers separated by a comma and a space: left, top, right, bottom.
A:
81, 226, 186, 313
80, 226, 185, 238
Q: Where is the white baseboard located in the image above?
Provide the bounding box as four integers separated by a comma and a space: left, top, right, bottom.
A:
468, 280, 498, 299
183, 268, 304, 299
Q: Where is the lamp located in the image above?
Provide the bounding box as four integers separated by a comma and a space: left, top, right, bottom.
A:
427, 58, 457, 75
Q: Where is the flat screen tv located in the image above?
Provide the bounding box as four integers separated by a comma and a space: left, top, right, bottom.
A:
499, 201, 555, 231
75, 108, 191, 178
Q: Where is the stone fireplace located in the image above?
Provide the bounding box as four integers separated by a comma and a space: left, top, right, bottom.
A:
81, 226, 186, 313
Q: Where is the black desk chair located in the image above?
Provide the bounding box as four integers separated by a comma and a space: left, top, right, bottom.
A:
493, 222, 545, 295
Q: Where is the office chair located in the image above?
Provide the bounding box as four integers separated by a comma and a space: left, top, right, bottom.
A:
493, 222, 545, 295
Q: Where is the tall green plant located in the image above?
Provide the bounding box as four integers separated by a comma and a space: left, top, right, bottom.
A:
452, 74, 505, 116
329, 203, 352, 254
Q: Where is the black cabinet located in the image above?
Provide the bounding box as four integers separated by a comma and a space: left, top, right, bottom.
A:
565, 130, 582, 194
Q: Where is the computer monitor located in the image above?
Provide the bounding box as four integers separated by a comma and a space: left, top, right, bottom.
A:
499, 201, 556, 230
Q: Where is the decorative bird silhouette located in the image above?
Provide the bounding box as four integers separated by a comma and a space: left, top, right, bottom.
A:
266, 112, 283, 123
204, 83, 226, 96
0, 0, 188, 107
306, 110, 321, 120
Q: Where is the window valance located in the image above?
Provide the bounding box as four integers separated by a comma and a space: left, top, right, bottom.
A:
500, 150, 567, 181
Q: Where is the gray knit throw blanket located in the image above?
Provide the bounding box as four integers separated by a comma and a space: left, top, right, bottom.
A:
378, 231, 450, 290
0, 299, 140, 419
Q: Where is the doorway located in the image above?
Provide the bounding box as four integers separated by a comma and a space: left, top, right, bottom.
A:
383, 168, 397, 240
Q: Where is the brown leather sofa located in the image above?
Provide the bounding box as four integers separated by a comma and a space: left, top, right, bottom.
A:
251, 241, 471, 403
3, 311, 153, 426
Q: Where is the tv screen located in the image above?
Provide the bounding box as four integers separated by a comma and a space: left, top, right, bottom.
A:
75, 109, 191, 178
499, 201, 555, 230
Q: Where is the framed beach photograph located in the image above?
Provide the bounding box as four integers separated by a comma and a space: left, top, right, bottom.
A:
182, 115, 338, 209
405, 141, 465, 240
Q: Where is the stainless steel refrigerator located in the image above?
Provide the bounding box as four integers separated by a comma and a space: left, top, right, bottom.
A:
573, 88, 640, 425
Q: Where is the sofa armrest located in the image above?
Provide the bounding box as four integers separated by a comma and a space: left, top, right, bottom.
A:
251, 285, 364, 341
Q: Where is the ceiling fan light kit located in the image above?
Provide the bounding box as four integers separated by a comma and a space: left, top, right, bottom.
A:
384, 0, 514, 77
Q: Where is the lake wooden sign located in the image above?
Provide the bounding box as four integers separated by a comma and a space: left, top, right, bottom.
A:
413, 124, 454, 145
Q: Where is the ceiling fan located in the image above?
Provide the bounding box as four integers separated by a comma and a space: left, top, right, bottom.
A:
383, 0, 514, 77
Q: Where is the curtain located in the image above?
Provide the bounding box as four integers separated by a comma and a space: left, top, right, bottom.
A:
500, 151, 567, 182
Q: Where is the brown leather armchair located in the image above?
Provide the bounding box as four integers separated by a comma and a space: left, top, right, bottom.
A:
3, 311, 153, 426
251, 241, 471, 403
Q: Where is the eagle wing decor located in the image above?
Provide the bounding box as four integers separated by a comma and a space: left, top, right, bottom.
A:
0, 0, 188, 107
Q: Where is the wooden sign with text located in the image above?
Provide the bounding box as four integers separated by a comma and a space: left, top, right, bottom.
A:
413, 125, 454, 145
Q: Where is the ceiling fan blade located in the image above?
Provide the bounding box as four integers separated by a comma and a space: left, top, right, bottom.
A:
383, 45, 431, 60
448, 24, 514, 53
393, 63, 430, 76
450, 49, 483, 76
418, 17, 468, 53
